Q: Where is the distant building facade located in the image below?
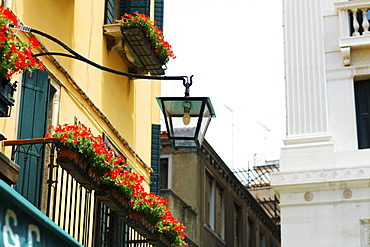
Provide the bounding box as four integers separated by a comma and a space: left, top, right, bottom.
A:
234, 160, 281, 226
160, 133, 280, 247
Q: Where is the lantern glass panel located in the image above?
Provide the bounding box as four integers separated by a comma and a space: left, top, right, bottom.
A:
157, 97, 215, 149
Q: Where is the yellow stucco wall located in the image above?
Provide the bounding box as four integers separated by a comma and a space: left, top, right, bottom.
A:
5, 0, 162, 189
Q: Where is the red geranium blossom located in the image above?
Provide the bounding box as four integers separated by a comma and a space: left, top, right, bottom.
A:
0, 7, 44, 77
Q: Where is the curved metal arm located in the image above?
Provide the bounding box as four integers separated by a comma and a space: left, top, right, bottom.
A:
12, 24, 191, 86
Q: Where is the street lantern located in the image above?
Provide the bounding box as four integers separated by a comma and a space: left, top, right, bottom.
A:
0, 78, 17, 117
157, 78, 216, 148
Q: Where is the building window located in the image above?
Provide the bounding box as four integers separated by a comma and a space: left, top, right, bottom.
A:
159, 155, 172, 190
214, 184, 224, 237
354, 79, 370, 149
260, 229, 266, 247
205, 171, 225, 238
104, 0, 164, 31
248, 217, 256, 247
234, 203, 241, 247
150, 124, 161, 195
205, 173, 212, 226
105, 0, 120, 24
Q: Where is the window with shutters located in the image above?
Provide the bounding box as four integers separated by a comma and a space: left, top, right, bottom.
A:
16, 69, 50, 208
214, 184, 224, 237
105, 0, 164, 31
354, 79, 370, 149
159, 154, 172, 190
260, 230, 266, 247
248, 217, 256, 247
150, 124, 161, 195
234, 203, 241, 247
204, 171, 225, 239
205, 173, 212, 227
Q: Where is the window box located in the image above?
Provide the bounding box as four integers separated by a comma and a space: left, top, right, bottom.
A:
57, 147, 100, 190
103, 23, 165, 75
95, 189, 131, 216
126, 211, 172, 247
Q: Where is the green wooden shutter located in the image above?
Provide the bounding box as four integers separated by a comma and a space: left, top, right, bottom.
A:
118, 0, 164, 30
154, 0, 164, 31
355, 79, 370, 149
150, 124, 161, 195
105, 0, 116, 24
16, 69, 50, 208
120, 0, 150, 16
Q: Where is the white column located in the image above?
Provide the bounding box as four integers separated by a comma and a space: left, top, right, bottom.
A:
285, 0, 330, 143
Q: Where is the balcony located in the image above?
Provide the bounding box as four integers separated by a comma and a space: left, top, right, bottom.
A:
335, 0, 370, 65
2, 138, 171, 247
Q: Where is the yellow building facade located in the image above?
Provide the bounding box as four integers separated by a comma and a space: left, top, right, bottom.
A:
2, 0, 162, 189
0, 1, 179, 246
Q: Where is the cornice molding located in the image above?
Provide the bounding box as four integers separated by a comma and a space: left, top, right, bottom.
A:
272, 166, 370, 188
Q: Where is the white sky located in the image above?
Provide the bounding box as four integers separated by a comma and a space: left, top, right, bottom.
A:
161, 0, 286, 170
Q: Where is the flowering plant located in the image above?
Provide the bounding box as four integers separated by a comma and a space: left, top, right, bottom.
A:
114, 11, 175, 65
46, 123, 187, 246
0, 7, 44, 78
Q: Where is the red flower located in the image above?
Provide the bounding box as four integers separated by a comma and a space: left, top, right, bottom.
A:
3, 8, 17, 26
38, 61, 45, 69
61, 133, 68, 142
5, 70, 14, 77
29, 37, 39, 48
173, 225, 182, 232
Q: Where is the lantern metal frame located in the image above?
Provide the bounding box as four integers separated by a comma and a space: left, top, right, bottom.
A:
157, 77, 216, 149
12, 24, 216, 148
0, 76, 17, 117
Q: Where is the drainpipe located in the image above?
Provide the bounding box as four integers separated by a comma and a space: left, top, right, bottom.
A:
50, 79, 60, 132
4, 0, 12, 9
51, 89, 60, 130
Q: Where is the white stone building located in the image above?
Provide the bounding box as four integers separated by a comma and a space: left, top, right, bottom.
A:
272, 1, 370, 246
